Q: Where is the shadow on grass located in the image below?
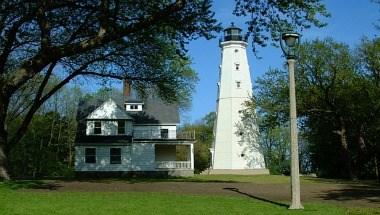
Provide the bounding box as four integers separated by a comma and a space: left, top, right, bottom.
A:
319, 184, 380, 204
223, 187, 289, 208
2, 180, 61, 190
302, 176, 380, 186
1, 176, 240, 190
62, 176, 239, 184
125, 177, 239, 184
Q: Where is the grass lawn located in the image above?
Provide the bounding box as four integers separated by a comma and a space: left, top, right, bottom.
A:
0, 186, 366, 215
1, 175, 379, 215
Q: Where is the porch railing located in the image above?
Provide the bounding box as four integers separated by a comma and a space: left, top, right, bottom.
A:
133, 130, 164, 139
155, 161, 191, 169
133, 130, 195, 140
176, 131, 196, 140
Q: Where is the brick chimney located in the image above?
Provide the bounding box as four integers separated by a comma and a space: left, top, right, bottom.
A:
123, 79, 131, 100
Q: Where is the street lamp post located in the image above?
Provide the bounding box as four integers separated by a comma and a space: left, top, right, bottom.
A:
280, 32, 303, 210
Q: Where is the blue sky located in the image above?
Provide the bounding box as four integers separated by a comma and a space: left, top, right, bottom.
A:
183, 0, 379, 123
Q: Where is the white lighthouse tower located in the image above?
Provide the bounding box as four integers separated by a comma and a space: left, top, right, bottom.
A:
210, 24, 267, 174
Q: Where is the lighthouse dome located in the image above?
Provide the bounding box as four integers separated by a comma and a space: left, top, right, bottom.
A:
223, 22, 246, 42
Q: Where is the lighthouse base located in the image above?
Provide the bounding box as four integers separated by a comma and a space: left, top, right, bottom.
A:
202, 169, 269, 175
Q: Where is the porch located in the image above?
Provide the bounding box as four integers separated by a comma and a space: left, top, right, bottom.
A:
154, 144, 194, 170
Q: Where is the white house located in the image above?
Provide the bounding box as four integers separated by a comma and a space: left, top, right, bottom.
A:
75, 82, 195, 177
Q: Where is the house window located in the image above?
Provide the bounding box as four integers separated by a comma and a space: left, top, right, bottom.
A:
235, 63, 240, 70
117, 120, 125, 134
236, 81, 241, 88
110, 148, 121, 164
160, 129, 169, 139
94, 121, 101, 134
85, 148, 96, 163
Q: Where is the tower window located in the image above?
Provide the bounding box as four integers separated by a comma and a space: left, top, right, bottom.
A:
234, 49, 239, 53
235, 63, 240, 70
236, 81, 241, 88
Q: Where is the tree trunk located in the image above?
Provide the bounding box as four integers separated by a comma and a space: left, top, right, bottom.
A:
0, 140, 10, 180
354, 125, 366, 178
0, 93, 10, 180
375, 153, 379, 181
375, 146, 380, 182
337, 116, 353, 179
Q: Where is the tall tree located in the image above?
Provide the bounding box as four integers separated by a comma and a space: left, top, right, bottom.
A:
0, 0, 219, 180
0, 0, 331, 180
179, 112, 215, 173
253, 69, 293, 174
356, 37, 380, 180
9, 84, 82, 178
295, 39, 357, 178
255, 38, 380, 179
234, 0, 329, 52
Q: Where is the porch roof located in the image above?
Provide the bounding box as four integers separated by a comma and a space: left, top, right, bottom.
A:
75, 135, 133, 145
133, 139, 195, 145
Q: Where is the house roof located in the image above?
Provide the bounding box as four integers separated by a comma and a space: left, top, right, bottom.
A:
125, 98, 143, 103
76, 94, 179, 129
75, 95, 179, 145
86, 98, 132, 120
127, 96, 179, 124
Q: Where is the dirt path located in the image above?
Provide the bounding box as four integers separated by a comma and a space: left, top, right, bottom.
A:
23, 180, 380, 208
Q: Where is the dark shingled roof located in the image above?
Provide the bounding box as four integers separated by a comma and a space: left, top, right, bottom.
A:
127, 96, 179, 124
75, 95, 179, 144
125, 99, 143, 103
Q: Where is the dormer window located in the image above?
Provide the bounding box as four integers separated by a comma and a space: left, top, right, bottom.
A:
117, 120, 125, 134
94, 121, 101, 134
125, 103, 143, 111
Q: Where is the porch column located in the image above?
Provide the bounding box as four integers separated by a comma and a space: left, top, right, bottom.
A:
190, 144, 194, 169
